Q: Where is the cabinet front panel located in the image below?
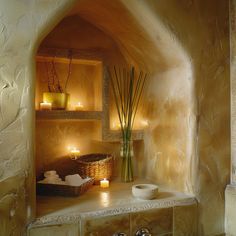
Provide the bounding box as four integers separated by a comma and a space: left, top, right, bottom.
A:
131, 207, 173, 235
81, 214, 130, 236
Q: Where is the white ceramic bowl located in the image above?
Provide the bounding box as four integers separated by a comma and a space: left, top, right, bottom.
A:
132, 184, 158, 200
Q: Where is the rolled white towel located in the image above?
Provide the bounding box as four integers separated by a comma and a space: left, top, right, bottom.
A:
44, 170, 57, 177
65, 174, 83, 186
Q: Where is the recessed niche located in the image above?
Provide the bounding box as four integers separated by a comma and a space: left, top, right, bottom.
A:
35, 55, 103, 112
34, 11, 146, 225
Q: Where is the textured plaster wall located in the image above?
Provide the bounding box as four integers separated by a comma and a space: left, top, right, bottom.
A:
69, 0, 195, 190
231, 0, 236, 183
0, 0, 77, 235
71, 0, 230, 235
40, 15, 126, 66
225, 1, 236, 235
140, 1, 230, 235
0, 0, 230, 235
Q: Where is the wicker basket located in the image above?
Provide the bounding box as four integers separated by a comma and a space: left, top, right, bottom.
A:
76, 154, 113, 184
36, 178, 94, 197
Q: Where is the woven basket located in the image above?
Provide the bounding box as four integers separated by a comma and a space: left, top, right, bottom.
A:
36, 178, 94, 197
76, 154, 113, 184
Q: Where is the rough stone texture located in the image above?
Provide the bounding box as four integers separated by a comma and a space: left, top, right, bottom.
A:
121, 1, 230, 235
225, 185, 236, 236
28, 224, 79, 236
81, 214, 130, 236
0, 174, 27, 236
173, 203, 198, 235
0, 0, 78, 235
225, 1, 236, 235
69, 1, 230, 235
131, 208, 173, 235
0, 0, 231, 235
231, 0, 236, 185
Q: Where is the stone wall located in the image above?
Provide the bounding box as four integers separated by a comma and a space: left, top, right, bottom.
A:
0, 1, 77, 235
0, 0, 230, 235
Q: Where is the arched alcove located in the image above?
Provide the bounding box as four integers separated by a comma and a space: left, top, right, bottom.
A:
34, 0, 195, 192
0, 0, 229, 235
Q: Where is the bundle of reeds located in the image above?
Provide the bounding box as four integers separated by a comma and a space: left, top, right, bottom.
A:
108, 66, 147, 182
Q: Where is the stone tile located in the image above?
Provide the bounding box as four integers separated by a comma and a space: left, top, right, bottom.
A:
28, 224, 79, 236
0, 174, 27, 236
81, 213, 130, 236
173, 203, 198, 236
131, 207, 173, 235
225, 185, 236, 236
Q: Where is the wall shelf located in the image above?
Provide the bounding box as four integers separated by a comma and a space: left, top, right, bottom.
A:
36, 48, 144, 141
36, 110, 103, 120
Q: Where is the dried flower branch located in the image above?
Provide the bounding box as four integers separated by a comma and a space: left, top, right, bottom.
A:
44, 51, 73, 93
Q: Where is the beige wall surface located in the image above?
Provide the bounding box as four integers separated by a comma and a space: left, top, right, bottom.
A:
73, 0, 230, 234
142, 1, 230, 235
0, 0, 77, 235
0, 0, 231, 235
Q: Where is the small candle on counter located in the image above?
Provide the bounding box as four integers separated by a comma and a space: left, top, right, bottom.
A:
70, 147, 80, 160
100, 178, 109, 188
75, 102, 84, 111
40, 101, 52, 110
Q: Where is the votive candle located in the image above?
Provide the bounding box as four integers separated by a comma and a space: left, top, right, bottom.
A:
40, 102, 52, 110
75, 102, 84, 111
100, 178, 109, 188
70, 148, 80, 160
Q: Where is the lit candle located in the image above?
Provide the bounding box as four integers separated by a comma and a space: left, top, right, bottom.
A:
70, 147, 80, 160
40, 102, 52, 110
100, 178, 109, 188
75, 102, 84, 111
141, 120, 149, 127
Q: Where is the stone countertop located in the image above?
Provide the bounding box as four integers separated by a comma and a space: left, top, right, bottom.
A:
32, 179, 196, 226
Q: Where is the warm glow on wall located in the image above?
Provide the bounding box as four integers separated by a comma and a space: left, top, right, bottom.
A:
140, 119, 149, 128
40, 101, 52, 110
75, 101, 84, 111
110, 117, 149, 130
68, 146, 80, 160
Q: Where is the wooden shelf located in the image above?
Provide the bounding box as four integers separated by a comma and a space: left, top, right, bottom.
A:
36, 110, 103, 120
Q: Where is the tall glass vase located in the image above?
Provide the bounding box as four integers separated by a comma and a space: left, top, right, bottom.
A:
120, 138, 134, 182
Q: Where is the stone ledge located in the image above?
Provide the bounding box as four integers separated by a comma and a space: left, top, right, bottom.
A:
30, 179, 196, 227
